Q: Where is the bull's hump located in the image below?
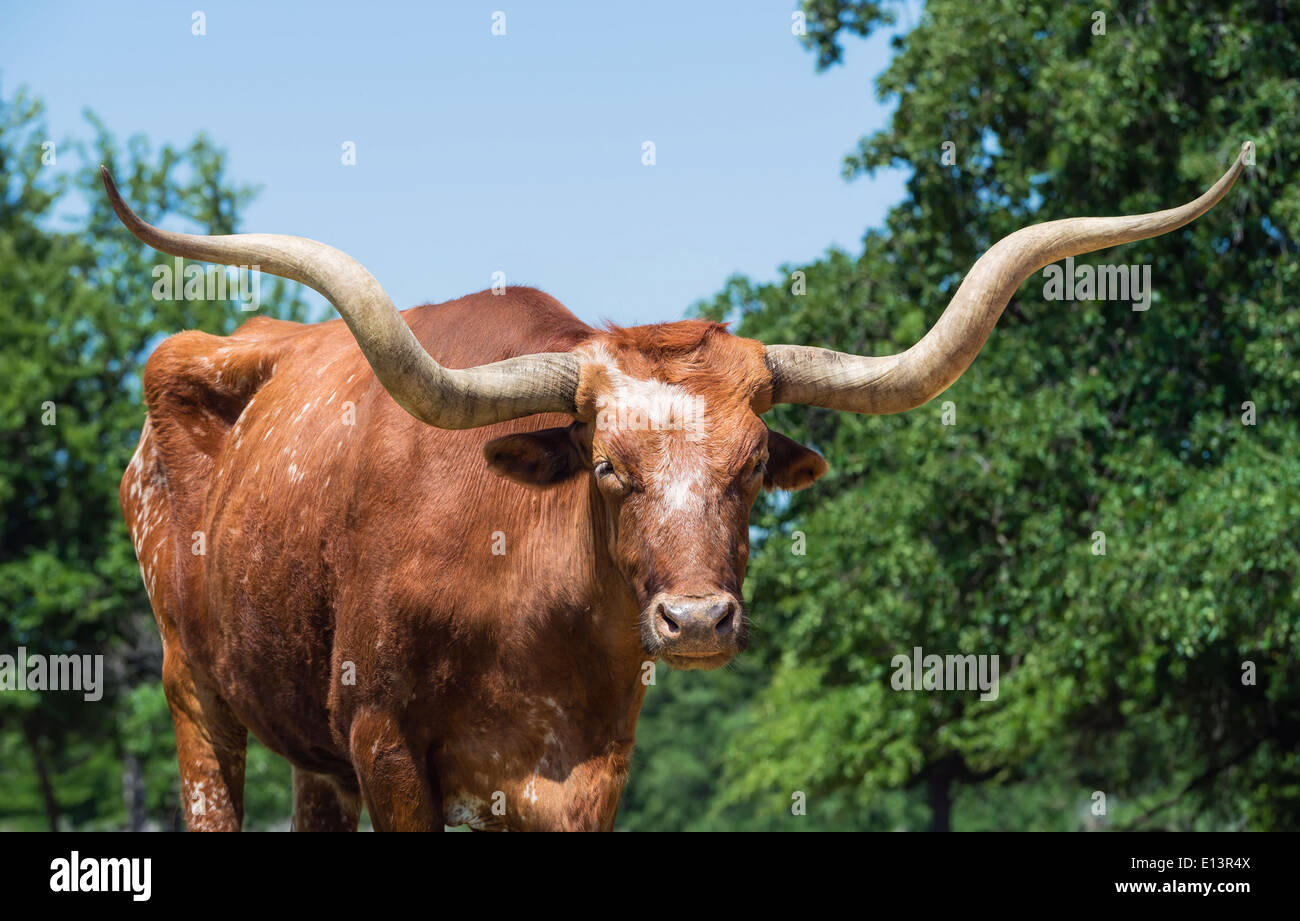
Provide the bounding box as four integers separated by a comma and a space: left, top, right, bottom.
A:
402, 288, 595, 367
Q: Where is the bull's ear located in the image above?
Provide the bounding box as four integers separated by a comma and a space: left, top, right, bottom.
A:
483, 426, 585, 487
764, 429, 828, 492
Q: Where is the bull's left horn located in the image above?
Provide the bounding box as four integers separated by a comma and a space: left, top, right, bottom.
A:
101, 166, 579, 429
764, 141, 1253, 414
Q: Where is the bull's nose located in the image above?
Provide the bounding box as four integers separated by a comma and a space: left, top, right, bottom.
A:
653, 594, 738, 645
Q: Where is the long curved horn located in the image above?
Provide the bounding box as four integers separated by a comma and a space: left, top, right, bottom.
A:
101, 166, 579, 429
764, 142, 1253, 414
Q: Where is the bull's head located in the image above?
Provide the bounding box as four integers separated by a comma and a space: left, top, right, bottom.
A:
481, 330, 828, 668
101, 143, 1251, 669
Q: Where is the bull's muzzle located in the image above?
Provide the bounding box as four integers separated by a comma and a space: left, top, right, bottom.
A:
645, 592, 745, 668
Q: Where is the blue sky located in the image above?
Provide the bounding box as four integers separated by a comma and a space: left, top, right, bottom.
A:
3, 0, 917, 326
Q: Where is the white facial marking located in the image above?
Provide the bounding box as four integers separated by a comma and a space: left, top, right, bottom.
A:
578, 343, 708, 440
577, 343, 714, 523
656, 456, 709, 522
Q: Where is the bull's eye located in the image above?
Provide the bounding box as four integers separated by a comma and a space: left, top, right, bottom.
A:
594, 459, 631, 495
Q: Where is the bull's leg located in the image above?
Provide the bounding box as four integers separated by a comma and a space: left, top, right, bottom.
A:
292, 768, 362, 831
162, 646, 248, 831
348, 710, 442, 831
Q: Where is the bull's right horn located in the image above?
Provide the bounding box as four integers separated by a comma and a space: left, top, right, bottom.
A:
764, 142, 1253, 415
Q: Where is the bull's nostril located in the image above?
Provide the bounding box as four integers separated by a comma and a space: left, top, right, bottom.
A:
715, 607, 735, 636
656, 602, 680, 635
